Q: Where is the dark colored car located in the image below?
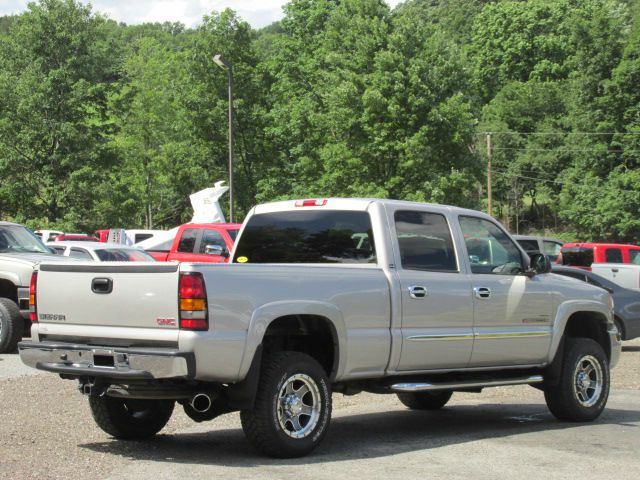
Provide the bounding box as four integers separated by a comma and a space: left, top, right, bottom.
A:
552, 265, 640, 340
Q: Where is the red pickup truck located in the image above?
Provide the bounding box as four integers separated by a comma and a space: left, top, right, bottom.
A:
559, 242, 640, 270
146, 223, 241, 263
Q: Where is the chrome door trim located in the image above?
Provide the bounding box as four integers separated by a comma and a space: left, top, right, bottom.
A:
407, 332, 475, 341
474, 331, 551, 340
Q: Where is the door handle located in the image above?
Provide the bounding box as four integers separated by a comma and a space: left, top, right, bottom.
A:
408, 286, 428, 299
474, 286, 491, 299
611, 268, 619, 273
92, 277, 113, 294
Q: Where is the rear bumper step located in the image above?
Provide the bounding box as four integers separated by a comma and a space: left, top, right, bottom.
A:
18, 341, 194, 380
390, 375, 544, 392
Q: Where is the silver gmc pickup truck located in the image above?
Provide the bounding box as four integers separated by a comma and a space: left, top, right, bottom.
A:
19, 199, 621, 458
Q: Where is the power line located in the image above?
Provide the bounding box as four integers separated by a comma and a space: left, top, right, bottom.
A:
492, 169, 639, 194
493, 147, 640, 153
477, 131, 640, 136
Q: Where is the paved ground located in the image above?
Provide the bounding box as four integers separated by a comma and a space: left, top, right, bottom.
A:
1, 339, 639, 480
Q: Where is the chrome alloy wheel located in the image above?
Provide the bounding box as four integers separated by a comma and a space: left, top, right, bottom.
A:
277, 373, 321, 439
572, 355, 604, 407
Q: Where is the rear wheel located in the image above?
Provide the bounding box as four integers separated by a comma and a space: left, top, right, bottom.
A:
0, 298, 22, 353
89, 395, 174, 439
544, 338, 609, 422
397, 391, 453, 410
240, 352, 332, 458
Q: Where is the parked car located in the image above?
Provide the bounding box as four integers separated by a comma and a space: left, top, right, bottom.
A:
34, 230, 64, 243
552, 265, 640, 340
50, 234, 99, 242
513, 235, 564, 262
20, 198, 619, 458
0, 221, 67, 352
559, 242, 640, 270
48, 241, 156, 262
145, 222, 240, 263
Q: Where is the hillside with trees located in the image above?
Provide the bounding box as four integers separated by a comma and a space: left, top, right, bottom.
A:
0, 0, 638, 242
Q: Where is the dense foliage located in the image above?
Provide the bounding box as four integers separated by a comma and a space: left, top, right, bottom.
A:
0, 0, 638, 242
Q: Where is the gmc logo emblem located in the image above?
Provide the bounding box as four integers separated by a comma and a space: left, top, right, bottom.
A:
156, 317, 177, 326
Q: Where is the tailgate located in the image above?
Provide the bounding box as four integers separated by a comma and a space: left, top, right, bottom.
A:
36, 262, 180, 330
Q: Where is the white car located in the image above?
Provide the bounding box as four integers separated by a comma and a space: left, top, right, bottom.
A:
48, 241, 156, 262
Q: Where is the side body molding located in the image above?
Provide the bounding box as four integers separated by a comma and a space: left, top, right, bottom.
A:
237, 300, 347, 381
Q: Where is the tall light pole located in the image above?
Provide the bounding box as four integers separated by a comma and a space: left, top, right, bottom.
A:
213, 54, 234, 223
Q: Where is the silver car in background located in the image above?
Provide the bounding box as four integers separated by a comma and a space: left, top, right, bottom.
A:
48, 241, 156, 262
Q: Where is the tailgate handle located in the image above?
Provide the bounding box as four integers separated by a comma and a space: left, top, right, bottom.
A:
92, 277, 113, 294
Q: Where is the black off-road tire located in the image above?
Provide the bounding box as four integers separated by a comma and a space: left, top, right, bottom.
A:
240, 351, 332, 458
89, 395, 174, 439
397, 391, 453, 410
544, 337, 610, 422
0, 298, 22, 353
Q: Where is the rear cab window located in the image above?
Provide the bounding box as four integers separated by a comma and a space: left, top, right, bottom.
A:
233, 210, 376, 264
517, 239, 540, 254
561, 247, 594, 267
177, 228, 198, 253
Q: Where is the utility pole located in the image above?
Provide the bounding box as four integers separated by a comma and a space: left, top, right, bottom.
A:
213, 54, 234, 223
486, 132, 493, 217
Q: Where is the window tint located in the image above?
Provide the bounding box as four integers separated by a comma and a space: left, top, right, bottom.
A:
227, 229, 239, 241
233, 210, 375, 264
95, 248, 155, 262
605, 248, 623, 263
543, 241, 562, 259
631, 250, 640, 265
134, 233, 153, 243
69, 248, 92, 260
517, 239, 540, 253
394, 211, 457, 272
561, 248, 593, 267
52, 247, 66, 255
199, 230, 225, 254
459, 216, 523, 275
177, 229, 198, 253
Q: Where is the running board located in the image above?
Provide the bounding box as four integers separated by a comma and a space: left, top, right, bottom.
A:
390, 375, 543, 392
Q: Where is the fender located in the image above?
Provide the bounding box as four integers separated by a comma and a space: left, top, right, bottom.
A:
0, 272, 20, 287
547, 299, 612, 363
237, 300, 347, 381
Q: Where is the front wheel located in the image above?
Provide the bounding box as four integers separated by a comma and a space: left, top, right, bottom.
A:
89, 395, 174, 439
240, 352, 332, 458
544, 338, 610, 422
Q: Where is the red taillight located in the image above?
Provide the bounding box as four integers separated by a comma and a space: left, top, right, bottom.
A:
29, 271, 38, 323
294, 199, 327, 207
179, 273, 208, 331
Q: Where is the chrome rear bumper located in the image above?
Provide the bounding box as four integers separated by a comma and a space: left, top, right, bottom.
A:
18, 341, 194, 380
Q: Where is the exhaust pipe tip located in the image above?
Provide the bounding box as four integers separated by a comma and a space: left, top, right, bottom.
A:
190, 393, 212, 413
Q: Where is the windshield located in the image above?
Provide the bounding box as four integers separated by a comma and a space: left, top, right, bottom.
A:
0, 225, 51, 254
94, 248, 156, 262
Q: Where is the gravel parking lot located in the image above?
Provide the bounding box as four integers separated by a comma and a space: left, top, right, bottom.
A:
1, 339, 639, 480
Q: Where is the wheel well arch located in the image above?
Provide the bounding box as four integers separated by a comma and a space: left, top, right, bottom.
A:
0, 279, 18, 303
261, 314, 339, 379
563, 311, 611, 361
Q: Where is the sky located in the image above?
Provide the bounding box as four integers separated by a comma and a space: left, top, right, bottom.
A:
0, 1, 404, 29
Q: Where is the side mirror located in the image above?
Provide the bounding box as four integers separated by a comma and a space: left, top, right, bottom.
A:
526, 253, 551, 277
204, 244, 229, 257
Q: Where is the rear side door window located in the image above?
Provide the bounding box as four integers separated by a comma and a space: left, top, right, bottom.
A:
605, 248, 623, 263
394, 211, 457, 272
177, 229, 199, 253
459, 216, 523, 275
631, 250, 640, 265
